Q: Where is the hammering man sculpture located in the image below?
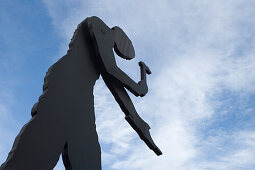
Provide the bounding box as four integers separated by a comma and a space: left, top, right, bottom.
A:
0, 16, 162, 170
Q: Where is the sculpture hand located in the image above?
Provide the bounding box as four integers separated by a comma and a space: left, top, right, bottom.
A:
138, 80, 148, 97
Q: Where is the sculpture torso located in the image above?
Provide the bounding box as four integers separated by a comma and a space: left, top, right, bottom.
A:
36, 19, 100, 123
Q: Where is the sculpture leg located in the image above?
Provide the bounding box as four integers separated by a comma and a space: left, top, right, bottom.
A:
62, 143, 72, 170
0, 113, 66, 170
63, 112, 101, 170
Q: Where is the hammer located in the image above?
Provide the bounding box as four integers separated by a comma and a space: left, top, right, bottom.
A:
138, 61, 151, 97
139, 61, 151, 82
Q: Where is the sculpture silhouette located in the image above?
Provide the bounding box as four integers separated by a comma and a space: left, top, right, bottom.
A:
0, 16, 161, 170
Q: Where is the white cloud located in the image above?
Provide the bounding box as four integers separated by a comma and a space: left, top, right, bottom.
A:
41, 0, 255, 169
196, 131, 255, 170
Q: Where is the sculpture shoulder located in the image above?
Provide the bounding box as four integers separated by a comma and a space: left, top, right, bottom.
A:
67, 18, 92, 52
86, 16, 113, 41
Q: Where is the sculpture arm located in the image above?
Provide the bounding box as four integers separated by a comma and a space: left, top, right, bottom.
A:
87, 16, 147, 97
102, 75, 162, 155
100, 48, 148, 97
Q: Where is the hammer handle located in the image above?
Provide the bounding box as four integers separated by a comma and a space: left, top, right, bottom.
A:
139, 61, 151, 81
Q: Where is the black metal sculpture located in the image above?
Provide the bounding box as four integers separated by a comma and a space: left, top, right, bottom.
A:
0, 16, 161, 170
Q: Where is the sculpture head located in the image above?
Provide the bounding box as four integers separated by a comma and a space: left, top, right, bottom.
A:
87, 16, 135, 60
112, 26, 135, 60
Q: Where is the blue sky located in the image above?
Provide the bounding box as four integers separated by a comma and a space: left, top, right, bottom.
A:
1, 0, 255, 170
